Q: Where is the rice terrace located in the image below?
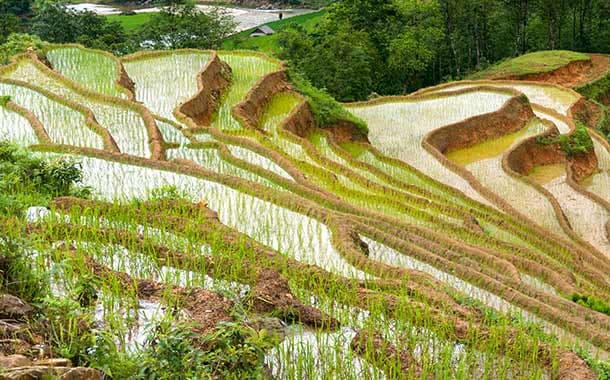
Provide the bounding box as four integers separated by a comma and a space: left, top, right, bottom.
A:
3, 33, 610, 380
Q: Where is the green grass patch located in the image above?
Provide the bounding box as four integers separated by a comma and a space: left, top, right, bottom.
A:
572, 293, 610, 316
105, 13, 155, 32
287, 68, 368, 136
221, 10, 325, 55
577, 71, 610, 103
536, 123, 593, 157
470, 50, 591, 80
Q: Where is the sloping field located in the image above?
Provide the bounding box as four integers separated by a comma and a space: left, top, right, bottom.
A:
2, 45, 610, 378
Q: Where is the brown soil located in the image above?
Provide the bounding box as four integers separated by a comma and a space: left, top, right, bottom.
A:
177, 53, 232, 127
505, 125, 566, 175
571, 97, 603, 129
117, 61, 136, 101
282, 98, 369, 143
504, 122, 598, 182
233, 70, 291, 131
426, 94, 534, 154
571, 147, 599, 182
350, 330, 426, 380
556, 351, 597, 380
176, 288, 234, 335
504, 54, 610, 89
251, 269, 340, 330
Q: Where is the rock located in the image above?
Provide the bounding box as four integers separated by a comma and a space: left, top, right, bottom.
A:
0, 295, 32, 320
0, 339, 31, 355
0, 354, 32, 368
34, 358, 72, 367
0, 366, 103, 380
0, 321, 25, 337
246, 317, 286, 341
27, 344, 52, 359
61, 367, 104, 380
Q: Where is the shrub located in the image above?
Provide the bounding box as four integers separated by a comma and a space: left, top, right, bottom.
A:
286, 67, 369, 137
0, 142, 91, 216
571, 293, 610, 316
535, 124, 593, 157
136, 320, 275, 379
0, 235, 48, 302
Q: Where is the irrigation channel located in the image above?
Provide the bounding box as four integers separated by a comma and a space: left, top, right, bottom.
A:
1, 44, 610, 378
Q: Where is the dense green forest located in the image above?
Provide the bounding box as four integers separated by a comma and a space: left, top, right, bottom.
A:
1, 0, 609, 101
278, 0, 610, 100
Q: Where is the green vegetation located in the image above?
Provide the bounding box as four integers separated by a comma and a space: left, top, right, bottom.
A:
536, 124, 594, 157
288, 68, 368, 135
2, 40, 610, 379
222, 10, 325, 55
577, 71, 610, 103
0, 33, 45, 64
138, 320, 275, 379
571, 293, 610, 316
138, 3, 236, 50
105, 13, 154, 32
470, 50, 591, 79
0, 142, 91, 216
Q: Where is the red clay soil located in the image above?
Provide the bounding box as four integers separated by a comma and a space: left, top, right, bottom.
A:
571, 97, 604, 129
505, 54, 610, 88
426, 94, 534, 154
177, 53, 232, 127
505, 123, 598, 182
117, 61, 136, 101
251, 269, 340, 330
282, 99, 369, 143
233, 71, 291, 130
556, 351, 597, 380
350, 330, 426, 380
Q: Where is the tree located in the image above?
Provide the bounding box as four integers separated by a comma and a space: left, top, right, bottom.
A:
0, 33, 43, 64
31, 3, 130, 52
137, 3, 236, 50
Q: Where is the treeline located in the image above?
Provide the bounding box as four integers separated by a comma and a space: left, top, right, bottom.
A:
0, 0, 236, 58
279, 0, 610, 101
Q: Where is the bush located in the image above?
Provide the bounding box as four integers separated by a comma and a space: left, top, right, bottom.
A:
535, 124, 593, 157
0, 142, 91, 216
0, 33, 45, 64
286, 67, 369, 137
571, 293, 610, 316
0, 235, 48, 302
136, 320, 275, 379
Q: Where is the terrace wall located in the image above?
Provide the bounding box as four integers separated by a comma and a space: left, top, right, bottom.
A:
176, 53, 232, 126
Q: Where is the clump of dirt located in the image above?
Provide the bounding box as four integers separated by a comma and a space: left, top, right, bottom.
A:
117, 61, 136, 100
178, 53, 232, 127
570, 147, 599, 182
250, 269, 339, 330
233, 71, 291, 130
350, 330, 426, 379
556, 351, 597, 380
175, 288, 234, 335
505, 125, 566, 175
427, 94, 534, 154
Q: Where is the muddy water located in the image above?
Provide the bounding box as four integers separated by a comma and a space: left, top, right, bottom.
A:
349, 91, 511, 206
540, 173, 610, 256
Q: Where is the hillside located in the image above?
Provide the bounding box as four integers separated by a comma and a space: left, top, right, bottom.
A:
1, 45, 610, 378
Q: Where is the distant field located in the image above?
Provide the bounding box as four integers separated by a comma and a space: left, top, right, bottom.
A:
470, 50, 591, 79
105, 13, 154, 31
221, 10, 324, 55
